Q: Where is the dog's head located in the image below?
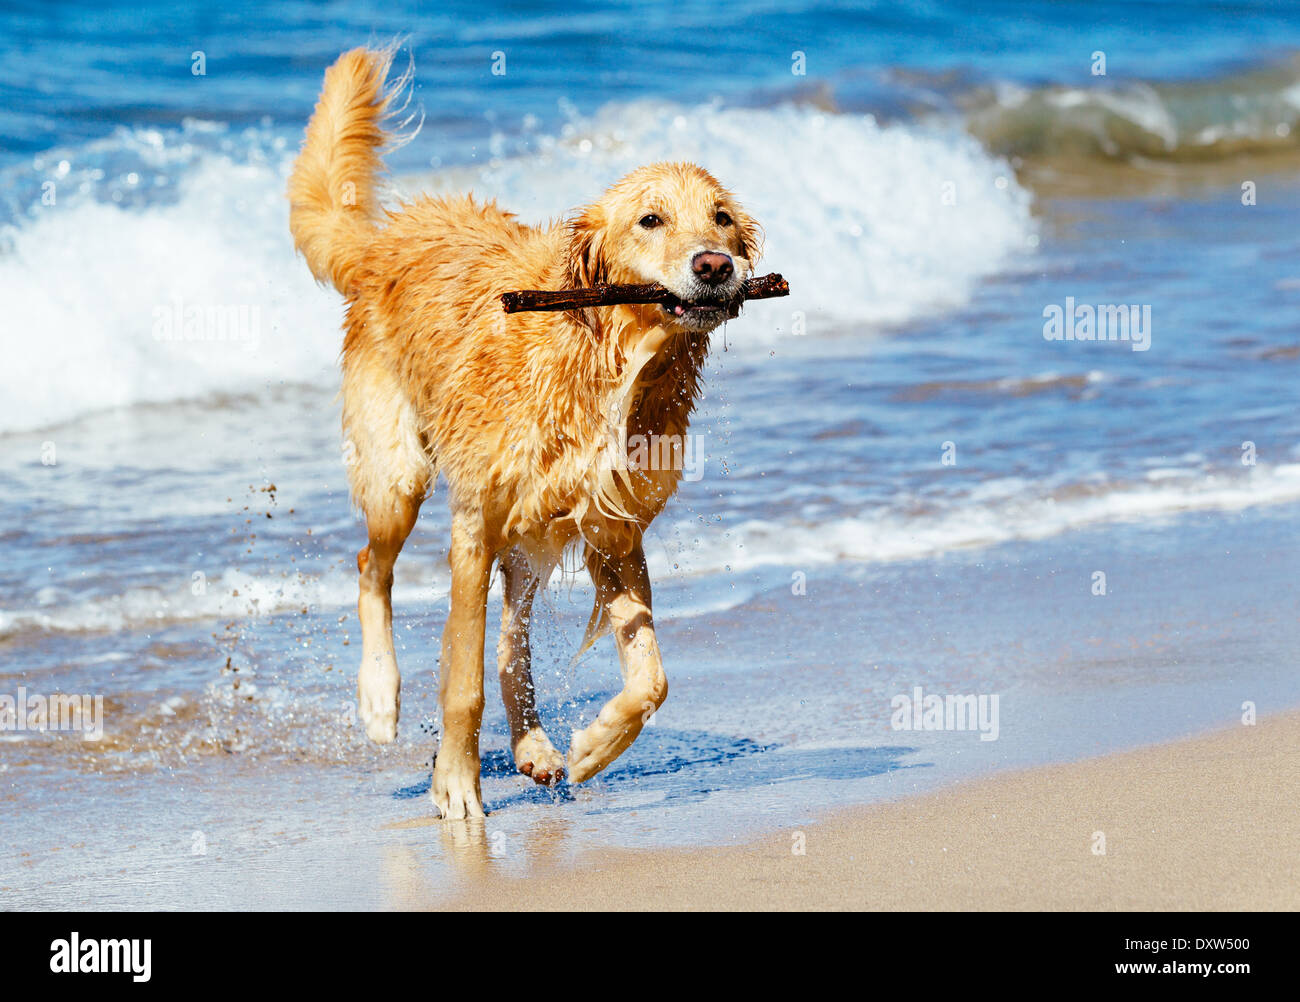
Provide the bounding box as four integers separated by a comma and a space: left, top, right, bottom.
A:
566, 162, 763, 333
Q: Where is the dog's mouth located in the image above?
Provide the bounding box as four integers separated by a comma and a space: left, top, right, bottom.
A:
660, 293, 742, 324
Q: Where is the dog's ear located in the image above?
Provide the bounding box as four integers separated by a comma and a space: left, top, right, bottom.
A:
566, 205, 609, 290
730, 204, 764, 267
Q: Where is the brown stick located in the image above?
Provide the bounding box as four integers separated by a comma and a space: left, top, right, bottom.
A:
500, 272, 790, 314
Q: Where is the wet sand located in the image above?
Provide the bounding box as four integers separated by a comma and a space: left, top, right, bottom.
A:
432, 710, 1300, 910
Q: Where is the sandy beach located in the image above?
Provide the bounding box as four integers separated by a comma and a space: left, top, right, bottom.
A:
428, 710, 1300, 910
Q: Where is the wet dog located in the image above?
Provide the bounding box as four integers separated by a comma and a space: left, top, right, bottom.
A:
289, 47, 763, 818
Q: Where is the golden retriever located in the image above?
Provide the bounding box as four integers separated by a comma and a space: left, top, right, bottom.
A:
288, 47, 763, 818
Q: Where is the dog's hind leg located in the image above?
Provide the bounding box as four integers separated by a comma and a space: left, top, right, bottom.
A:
431, 509, 493, 819
343, 365, 430, 744
567, 541, 667, 783
355, 492, 421, 743
497, 545, 566, 785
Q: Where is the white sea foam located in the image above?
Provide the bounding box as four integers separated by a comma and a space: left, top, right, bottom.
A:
0, 153, 343, 434
647, 461, 1300, 575
6, 461, 1298, 638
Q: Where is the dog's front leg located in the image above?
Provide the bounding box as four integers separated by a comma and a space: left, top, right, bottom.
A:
568, 542, 667, 783
431, 511, 493, 819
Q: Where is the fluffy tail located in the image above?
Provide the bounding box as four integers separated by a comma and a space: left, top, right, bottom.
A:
288, 47, 408, 294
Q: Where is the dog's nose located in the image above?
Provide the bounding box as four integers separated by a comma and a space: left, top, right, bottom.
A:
692, 251, 734, 286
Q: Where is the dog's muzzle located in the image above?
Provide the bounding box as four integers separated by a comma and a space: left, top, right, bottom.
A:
661, 251, 743, 327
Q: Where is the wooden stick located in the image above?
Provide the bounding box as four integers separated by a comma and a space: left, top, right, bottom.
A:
500, 272, 790, 314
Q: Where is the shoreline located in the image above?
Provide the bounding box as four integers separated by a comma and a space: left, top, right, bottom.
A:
428, 710, 1300, 910
4, 502, 1300, 910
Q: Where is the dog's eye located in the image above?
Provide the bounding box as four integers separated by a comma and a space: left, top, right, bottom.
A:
638, 214, 662, 229
715, 211, 733, 227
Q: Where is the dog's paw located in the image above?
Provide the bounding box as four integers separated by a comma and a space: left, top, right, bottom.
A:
361, 706, 398, 744
566, 722, 622, 785
431, 757, 485, 820
357, 657, 400, 744
513, 728, 566, 786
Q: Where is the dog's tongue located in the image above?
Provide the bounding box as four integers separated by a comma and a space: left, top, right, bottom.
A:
673, 304, 686, 316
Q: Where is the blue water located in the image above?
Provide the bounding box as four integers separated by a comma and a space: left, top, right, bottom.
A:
2, 1, 1300, 904
6, 0, 1300, 168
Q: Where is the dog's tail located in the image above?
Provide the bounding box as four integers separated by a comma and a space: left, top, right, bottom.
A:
288, 46, 412, 295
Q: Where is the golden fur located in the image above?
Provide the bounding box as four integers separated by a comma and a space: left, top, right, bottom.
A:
288, 47, 763, 818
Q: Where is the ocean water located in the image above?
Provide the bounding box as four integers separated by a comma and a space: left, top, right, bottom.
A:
3, 1, 1300, 906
